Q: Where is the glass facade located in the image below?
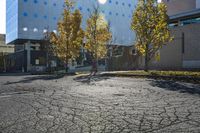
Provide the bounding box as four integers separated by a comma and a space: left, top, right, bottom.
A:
6, 0, 18, 44
6, 0, 137, 45
181, 17, 200, 25
169, 17, 200, 28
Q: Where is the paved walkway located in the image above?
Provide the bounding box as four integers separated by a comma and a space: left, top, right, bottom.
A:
0, 75, 200, 133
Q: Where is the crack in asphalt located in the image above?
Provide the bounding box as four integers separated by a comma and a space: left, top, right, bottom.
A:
0, 75, 200, 132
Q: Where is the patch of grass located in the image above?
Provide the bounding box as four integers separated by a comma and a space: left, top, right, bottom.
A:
112, 70, 200, 78
150, 71, 200, 77
102, 70, 200, 84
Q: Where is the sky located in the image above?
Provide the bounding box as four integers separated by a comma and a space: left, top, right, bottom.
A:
0, 0, 200, 34
0, 0, 161, 34
0, 0, 5, 34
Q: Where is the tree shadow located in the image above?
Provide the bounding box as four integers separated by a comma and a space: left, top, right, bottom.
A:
4, 74, 65, 85
149, 79, 200, 95
74, 74, 110, 84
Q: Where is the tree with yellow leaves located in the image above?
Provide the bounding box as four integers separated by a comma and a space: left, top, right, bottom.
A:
50, 0, 84, 72
85, 7, 112, 72
131, 0, 172, 71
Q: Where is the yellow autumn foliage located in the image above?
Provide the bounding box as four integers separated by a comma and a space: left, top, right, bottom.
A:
85, 8, 112, 60
50, 0, 84, 66
131, 0, 173, 70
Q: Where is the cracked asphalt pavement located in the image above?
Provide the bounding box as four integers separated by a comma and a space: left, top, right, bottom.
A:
0, 74, 200, 133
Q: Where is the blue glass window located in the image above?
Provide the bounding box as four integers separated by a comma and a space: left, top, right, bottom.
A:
79, 7, 82, 10
34, 0, 38, 4
44, 15, 47, 19
23, 12, 28, 16
34, 13, 38, 18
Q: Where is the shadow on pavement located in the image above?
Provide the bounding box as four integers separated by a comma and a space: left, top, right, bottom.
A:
4, 74, 65, 85
74, 74, 110, 84
150, 80, 200, 95
0, 73, 30, 76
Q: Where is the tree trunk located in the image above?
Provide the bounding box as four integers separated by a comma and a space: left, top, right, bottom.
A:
91, 55, 98, 75
46, 52, 50, 73
65, 56, 68, 73
65, 62, 68, 73
144, 44, 149, 72
92, 59, 98, 75
96, 56, 98, 72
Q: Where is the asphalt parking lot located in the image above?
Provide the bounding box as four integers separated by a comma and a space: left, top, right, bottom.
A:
0, 75, 200, 133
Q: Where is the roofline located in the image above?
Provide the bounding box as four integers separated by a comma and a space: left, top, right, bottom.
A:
6, 38, 44, 45
169, 8, 200, 22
